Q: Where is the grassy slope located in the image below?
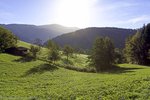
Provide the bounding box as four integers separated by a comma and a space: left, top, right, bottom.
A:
17, 41, 50, 61
1, 54, 150, 100
58, 54, 89, 68
0, 41, 150, 99
17, 41, 31, 48
17, 41, 88, 68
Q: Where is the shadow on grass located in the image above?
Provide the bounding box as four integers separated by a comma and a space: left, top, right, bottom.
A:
99, 65, 143, 74
58, 64, 143, 74
22, 63, 58, 77
14, 56, 34, 63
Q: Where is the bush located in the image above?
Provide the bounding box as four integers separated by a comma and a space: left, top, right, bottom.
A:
0, 27, 17, 52
60, 64, 96, 73
29, 45, 40, 59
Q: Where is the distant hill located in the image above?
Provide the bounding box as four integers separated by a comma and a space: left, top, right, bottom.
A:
0, 24, 79, 43
52, 27, 136, 49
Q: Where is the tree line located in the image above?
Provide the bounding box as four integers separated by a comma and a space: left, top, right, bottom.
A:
124, 24, 150, 65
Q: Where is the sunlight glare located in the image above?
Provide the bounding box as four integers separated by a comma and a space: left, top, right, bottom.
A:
54, 0, 92, 28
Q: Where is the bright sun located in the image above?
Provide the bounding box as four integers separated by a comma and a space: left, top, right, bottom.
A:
54, 0, 92, 28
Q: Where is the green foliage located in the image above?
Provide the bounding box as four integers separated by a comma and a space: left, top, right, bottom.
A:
53, 27, 136, 50
0, 27, 17, 52
29, 45, 40, 59
46, 39, 59, 50
124, 34, 139, 64
125, 24, 150, 65
63, 45, 73, 61
114, 48, 125, 64
46, 40, 60, 64
48, 49, 60, 64
46, 39, 54, 49
61, 64, 96, 73
88, 37, 115, 71
29, 39, 43, 59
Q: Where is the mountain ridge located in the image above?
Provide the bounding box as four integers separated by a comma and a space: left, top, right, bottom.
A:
0, 24, 79, 43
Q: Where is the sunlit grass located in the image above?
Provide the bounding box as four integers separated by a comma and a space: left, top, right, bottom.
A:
1, 41, 150, 99
1, 53, 150, 99
17, 41, 31, 48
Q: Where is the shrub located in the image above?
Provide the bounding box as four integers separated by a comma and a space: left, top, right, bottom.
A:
61, 65, 96, 73
29, 45, 40, 59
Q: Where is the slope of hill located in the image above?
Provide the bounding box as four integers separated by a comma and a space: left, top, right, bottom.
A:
53, 27, 136, 49
40, 24, 79, 36
1, 53, 150, 99
17, 41, 31, 48
0, 24, 79, 43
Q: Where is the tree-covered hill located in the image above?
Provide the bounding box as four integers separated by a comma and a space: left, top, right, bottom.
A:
53, 27, 136, 49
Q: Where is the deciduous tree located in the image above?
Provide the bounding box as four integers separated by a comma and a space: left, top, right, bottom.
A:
88, 37, 114, 71
63, 45, 73, 61
0, 27, 17, 52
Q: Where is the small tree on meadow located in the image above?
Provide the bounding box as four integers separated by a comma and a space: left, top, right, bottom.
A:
88, 37, 115, 71
29, 45, 40, 59
46, 39, 60, 64
28, 38, 42, 59
48, 48, 60, 64
63, 45, 73, 61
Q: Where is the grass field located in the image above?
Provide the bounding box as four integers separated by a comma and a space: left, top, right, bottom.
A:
1, 53, 150, 100
0, 41, 150, 99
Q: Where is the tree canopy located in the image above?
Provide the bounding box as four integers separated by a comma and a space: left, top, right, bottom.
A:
88, 37, 115, 71
0, 27, 17, 52
125, 24, 150, 65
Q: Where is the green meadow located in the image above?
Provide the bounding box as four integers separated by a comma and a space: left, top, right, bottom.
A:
0, 41, 150, 99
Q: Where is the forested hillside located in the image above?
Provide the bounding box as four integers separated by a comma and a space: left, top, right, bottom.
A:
53, 27, 136, 49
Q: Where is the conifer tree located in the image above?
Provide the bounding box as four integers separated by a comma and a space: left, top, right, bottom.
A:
125, 24, 150, 65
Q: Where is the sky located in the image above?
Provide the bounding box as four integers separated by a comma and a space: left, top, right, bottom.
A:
0, 0, 150, 29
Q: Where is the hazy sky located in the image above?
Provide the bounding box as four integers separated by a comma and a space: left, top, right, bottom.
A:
0, 0, 150, 28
